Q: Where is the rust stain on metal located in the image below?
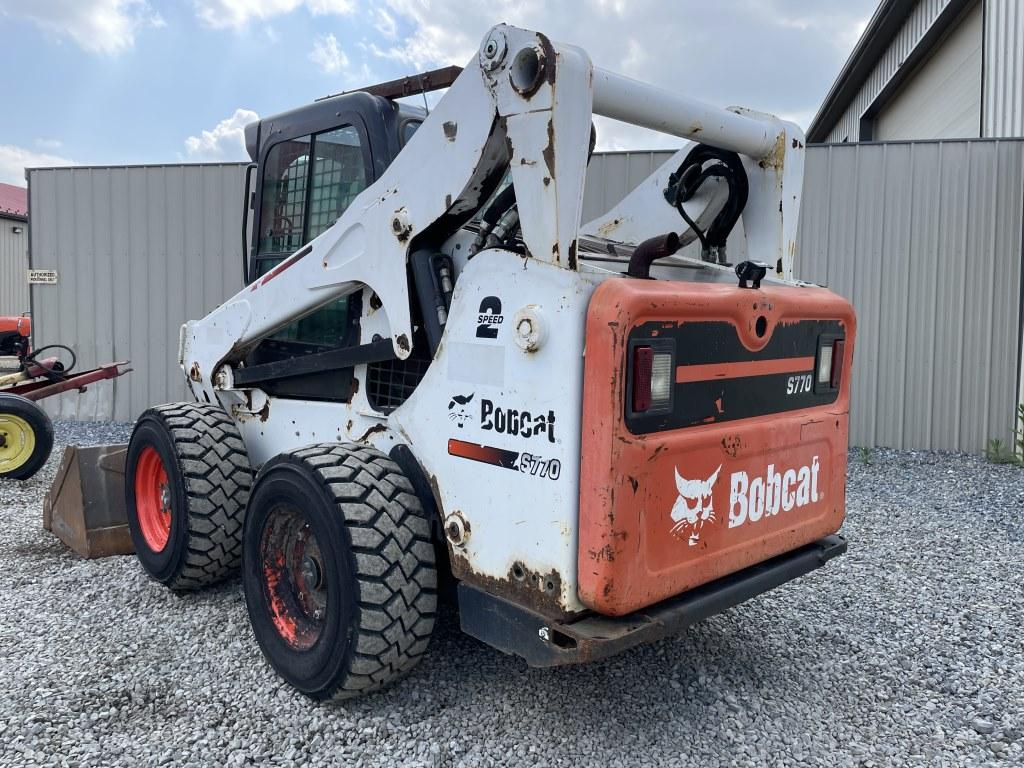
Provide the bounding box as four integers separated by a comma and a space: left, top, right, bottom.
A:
759, 131, 787, 171
542, 120, 556, 179
450, 552, 570, 619
356, 423, 387, 442
188, 362, 201, 383
256, 400, 270, 422
721, 434, 741, 458
597, 218, 622, 238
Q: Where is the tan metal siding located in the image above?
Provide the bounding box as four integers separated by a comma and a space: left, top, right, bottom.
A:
0, 215, 29, 315
581, 150, 676, 222
984, 0, 1024, 136
826, 0, 955, 143
796, 140, 1024, 451
875, 1, 983, 140
27, 164, 248, 422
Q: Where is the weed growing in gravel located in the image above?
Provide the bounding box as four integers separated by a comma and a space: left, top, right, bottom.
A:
985, 404, 1024, 466
857, 447, 874, 466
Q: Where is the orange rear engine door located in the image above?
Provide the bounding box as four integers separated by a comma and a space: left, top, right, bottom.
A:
579, 278, 856, 616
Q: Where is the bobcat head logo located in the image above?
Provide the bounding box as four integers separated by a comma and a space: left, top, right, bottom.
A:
671, 465, 722, 547
448, 393, 474, 428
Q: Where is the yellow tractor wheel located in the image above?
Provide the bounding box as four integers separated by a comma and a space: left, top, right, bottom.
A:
0, 393, 54, 480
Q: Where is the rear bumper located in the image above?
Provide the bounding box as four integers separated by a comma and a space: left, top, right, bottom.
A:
459, 534, 846, 667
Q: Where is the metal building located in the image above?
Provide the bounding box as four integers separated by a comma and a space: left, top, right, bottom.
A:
0, 183, 30, 316
796, 138, 1024, 452
26, 144, 1024, 453
808, 0, 1024, 142
27, 164, 248, 421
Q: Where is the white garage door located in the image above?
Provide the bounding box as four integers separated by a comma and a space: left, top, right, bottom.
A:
875, 1, 983, 141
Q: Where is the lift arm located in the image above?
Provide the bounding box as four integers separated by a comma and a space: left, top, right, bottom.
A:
179, 24, 804, 404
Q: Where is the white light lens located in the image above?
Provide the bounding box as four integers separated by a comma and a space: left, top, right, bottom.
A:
651, 352, 672, 407
817, 345, 833, 384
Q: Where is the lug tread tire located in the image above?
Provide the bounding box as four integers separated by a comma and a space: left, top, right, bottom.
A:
134, 403, 252, 591
286, 443, 437, 700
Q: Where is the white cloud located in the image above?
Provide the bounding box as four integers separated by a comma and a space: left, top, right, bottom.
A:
184, 108, 259, 161
370, 0, 877, 146
310, 33, 349, 75
0, 0, 164, 55
35, 138, 64, 151
193, 0, 354, 29
372, 8, 397, 39
0, 145, 77, 186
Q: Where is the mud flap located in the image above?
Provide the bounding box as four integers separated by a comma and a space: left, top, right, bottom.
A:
43, 444, 135, 558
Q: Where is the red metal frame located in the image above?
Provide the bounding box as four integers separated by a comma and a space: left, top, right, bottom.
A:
2, 362, 131, 401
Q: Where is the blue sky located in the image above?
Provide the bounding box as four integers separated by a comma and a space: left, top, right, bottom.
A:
0, 0, 878, 185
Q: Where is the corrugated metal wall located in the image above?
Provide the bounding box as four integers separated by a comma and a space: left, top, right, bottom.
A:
984, 0, 1024, 137
582, 151, 675, 222
0, 215, 30, 315
826, 0, 954, 143
27, 164, 248, 421
796, 139, 1024, 451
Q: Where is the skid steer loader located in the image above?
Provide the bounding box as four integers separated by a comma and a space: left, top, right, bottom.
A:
121, 25, 855, 700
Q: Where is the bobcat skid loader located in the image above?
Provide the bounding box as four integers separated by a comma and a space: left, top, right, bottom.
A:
121, 25, 855, 700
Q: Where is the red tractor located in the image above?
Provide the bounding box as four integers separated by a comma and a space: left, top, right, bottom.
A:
0, 315, 129, 479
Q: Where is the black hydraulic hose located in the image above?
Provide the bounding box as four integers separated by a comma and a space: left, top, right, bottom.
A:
667, 144, 749, 249
481, 182, 517, 227
23, 344, 76, 379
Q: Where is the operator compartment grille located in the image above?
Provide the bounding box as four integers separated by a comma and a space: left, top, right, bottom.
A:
366, 357, 431, 413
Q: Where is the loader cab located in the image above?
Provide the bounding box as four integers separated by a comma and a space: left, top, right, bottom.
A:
240, 91, 426, 398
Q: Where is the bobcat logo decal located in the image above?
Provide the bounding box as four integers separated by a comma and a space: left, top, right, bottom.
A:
448, 393, 474, 428
671, 465, 722, 547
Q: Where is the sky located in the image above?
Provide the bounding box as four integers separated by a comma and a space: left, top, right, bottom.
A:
0, 0, 879, 186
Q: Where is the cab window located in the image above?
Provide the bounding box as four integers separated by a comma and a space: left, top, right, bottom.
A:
253, 125, 368, 348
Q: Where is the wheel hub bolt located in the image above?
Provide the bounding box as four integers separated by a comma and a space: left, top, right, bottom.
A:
300, 555, 323, 589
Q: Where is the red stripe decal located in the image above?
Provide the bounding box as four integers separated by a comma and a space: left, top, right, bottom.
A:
675, 356, 816, 384
250, 244, 313, 292
447, 439, 520, 469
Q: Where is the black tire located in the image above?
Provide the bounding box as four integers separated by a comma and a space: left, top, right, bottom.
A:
125, 403, 252, 591
0, 393, 54, 480
243, 443, 437, 700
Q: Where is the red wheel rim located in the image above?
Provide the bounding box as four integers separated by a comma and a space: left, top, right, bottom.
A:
260, 504, 328, 651
134, 445, 172, 552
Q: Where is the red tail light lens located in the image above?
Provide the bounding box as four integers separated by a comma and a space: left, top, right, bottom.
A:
830, 339, 845, 389
632, 346, 653, 412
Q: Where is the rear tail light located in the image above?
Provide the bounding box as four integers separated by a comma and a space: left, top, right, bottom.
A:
817, 338, 846, 390
830, 339, 845, 389
632, 345, 673, 413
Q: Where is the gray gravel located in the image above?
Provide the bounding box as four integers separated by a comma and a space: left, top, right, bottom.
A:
2, 422, 1023, 767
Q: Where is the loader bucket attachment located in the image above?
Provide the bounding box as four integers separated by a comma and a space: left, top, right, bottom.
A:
43, 444, 135, 558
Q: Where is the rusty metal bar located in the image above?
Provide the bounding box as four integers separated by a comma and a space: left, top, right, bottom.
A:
6, 362, 131, 401
318, 65, 464, 102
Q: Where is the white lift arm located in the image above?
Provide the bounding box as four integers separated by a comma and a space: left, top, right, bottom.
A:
179, 24, 804, 403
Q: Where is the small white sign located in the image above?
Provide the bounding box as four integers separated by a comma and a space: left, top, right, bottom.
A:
27, 269, 58, 285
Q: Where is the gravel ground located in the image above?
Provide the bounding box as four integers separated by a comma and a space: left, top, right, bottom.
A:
1, 421, 1022, 767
